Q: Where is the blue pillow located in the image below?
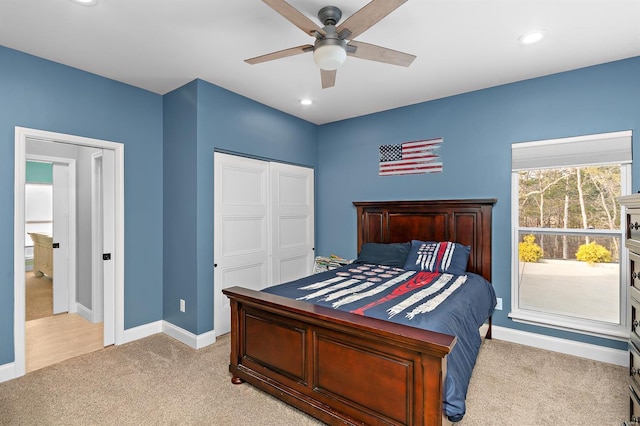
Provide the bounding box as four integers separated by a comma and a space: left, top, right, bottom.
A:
353, 242, 411, 268
403, 240, 470, 274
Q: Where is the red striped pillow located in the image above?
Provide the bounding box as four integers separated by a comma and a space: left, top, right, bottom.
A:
403, 240, 470, 275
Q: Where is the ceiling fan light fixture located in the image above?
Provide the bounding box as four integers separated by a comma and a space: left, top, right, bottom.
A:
313, 38, 347, 71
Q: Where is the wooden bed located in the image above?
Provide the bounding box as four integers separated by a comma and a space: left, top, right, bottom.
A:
29, 232, 54, 278
223, 199, 496, 425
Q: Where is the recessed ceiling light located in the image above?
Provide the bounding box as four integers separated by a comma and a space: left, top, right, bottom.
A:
300, 99, 313, 106
71, 0, 98, 5
518, 30, 547, 46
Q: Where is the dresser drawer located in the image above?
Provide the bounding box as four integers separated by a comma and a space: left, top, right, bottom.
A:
631, 298, 640, 350
629, 383, 640, 425
627, 213, 640, 254
631, 252, 640, 303
631, 343, 640, 390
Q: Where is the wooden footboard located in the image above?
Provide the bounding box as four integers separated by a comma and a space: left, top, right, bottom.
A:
224, 286, 456, 426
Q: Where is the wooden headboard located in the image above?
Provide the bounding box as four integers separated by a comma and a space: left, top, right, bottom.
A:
353, 199, 496, 283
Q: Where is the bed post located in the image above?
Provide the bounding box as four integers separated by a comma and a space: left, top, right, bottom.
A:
228, 297, 244, 385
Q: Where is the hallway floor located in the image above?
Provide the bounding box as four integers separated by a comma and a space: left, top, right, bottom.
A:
26, 313, 104, 373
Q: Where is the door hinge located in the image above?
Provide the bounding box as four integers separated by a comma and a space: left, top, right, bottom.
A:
53, 243, 60, 248
103, 253, 111, 260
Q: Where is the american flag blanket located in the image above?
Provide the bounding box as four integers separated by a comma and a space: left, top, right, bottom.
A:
262, 264, 496, 421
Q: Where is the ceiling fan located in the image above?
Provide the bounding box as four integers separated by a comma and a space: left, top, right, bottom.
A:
245, 0, 416, 89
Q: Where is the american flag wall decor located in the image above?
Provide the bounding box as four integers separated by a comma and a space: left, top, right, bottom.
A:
378, 138, 443, 176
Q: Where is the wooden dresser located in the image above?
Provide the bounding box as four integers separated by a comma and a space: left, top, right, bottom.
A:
619, 194, 640, 425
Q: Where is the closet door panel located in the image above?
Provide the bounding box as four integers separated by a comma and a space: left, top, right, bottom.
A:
270, 162, 315, 286
214, 153, 270, 336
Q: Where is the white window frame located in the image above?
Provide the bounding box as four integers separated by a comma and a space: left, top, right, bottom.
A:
510, 130, 632, 341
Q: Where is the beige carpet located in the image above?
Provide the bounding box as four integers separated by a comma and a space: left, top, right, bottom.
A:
25, 271, 53, 321
0, 333, 627, 425
461, 338, 626, 425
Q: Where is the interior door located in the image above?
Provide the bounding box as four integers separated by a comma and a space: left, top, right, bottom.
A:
101, 149, 115, 346
52, 163, 69, 314
270, 162, 315, 285
214, 153, 270, 336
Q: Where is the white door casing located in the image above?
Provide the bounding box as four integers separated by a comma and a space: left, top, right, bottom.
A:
270, 162, 315, 285
214, 153, 270, 336
52, 163, 70, 314
13, 127, 124, 379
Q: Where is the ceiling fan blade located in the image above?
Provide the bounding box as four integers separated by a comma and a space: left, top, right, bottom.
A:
245, 44, 313, 65
321, 69, 336, 89
347, 41, 416, 67
263, 0, 325, 37
337, 0, 407, 40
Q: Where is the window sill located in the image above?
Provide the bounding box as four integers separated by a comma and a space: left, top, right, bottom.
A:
508, 309, 628, 341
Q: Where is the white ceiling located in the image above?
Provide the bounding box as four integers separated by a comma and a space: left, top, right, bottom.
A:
1, 0, 639, 125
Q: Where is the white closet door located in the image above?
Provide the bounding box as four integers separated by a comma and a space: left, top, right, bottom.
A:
214, 153, 270, 336
270, 162, 314, 286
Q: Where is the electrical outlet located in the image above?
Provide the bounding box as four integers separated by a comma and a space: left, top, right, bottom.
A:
180, 299, 186, 313
495, 297, 503, 310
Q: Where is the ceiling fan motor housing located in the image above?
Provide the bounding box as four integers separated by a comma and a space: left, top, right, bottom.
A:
317, 6, 342, 26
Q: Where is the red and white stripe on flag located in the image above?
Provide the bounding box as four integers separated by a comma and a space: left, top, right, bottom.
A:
379, 138, 443, 176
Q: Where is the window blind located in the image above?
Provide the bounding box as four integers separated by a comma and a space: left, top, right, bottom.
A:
512, 130, 632, 171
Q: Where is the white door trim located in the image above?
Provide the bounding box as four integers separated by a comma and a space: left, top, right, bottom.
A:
27, 155, 77, 315
13, 126, 125, 378
100, 149, 117, 346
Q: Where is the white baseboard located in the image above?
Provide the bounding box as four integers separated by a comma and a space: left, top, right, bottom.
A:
492, 325, 627, 366
0, 362, 16, 383
76, 303, 92, 323
122, 320, 163, 344
120, 320, 216, 349
162, 321, 216, 349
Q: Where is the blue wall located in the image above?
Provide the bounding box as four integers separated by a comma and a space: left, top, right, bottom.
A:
163, 81, 199, 332
315, 56, 640, 349
0, 46, 164, 365
163, 79, 317, 335
2, 41, 638, 367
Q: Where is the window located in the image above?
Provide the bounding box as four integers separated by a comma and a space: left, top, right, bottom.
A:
510, 131, 632, 340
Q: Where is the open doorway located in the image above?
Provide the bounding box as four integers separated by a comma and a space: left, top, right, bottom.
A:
13, 127, 125, 378
23, 151, 103, 372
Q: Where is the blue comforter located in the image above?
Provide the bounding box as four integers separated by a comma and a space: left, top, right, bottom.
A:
262, 263, 496, 421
